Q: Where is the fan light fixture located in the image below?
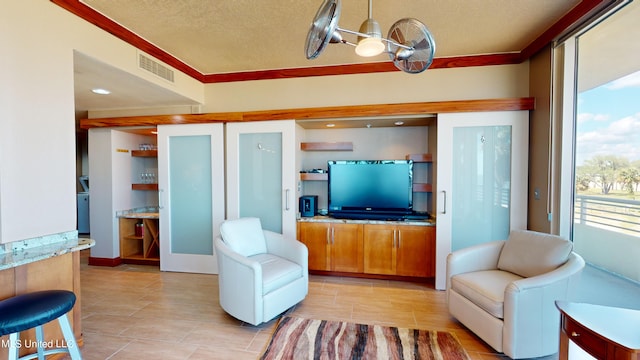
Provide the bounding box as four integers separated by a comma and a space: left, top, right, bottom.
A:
305, 0, 436, 73
354, 1, 384, 57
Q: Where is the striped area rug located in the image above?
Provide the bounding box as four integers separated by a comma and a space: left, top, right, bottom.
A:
260, 316, 470, 360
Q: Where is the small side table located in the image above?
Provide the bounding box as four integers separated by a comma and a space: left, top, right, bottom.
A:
556, 301, 640, 360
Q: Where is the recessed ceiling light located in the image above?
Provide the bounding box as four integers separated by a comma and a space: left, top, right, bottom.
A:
91, 88, 111, 95
394, 121, 404, 126
326, 123, 335, 128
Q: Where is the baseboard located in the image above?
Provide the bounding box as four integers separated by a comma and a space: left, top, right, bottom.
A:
308, 270, 434, 285
88, 256, 122, 267
121, 258, 160, 266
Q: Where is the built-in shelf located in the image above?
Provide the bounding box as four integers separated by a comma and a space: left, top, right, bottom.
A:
413, 183, 432, 192
300, 142, 353, 151
300, 173, 328, 181
406, 153, 432, 163
407, 153, 432, 193
131, 149, 158, 157
132, 183, 158, 191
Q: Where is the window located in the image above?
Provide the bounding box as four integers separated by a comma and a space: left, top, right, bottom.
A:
556, 1, 640, 281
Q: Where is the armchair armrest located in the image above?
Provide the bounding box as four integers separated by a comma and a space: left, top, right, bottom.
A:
263, 230, 308, 271
506, 252, 585, 293
214, 237, 263, 321
502, 252, 585, 357
446, 240, 505, 291
215, 236, 261, 276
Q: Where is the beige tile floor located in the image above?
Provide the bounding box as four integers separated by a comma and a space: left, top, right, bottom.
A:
76, 251, 512, 360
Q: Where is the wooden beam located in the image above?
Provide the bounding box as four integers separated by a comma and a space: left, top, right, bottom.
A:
80, 98, 535, 129
80, 112, 242, 129
202, 54, 522, 83
241, 98, 535, 122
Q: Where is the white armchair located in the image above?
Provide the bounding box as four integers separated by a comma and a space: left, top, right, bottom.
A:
214, 217, 308, 326
446, 230, 585, 359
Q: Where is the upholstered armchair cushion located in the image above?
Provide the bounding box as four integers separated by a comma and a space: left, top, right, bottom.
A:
450, 269, 523, 319
497, 229, 573, 278
447, 230, 585, 359
249, 253, 304, 295
215, 218, 309, 326
219, 217, 267, 257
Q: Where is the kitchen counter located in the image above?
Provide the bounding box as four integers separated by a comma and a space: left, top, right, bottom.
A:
0, 234, 94, 271
116, 206, 159, 219
0, 231, 94, 354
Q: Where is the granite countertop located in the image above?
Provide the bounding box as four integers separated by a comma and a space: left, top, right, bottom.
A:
116, 206, 159, 219
297, 215, 435, 226
119, 212, 159, 219
0, 237, 95, 271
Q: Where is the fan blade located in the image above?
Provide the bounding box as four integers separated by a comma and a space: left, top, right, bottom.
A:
305, 0, 342, 59
389, 27, 406, 45
412, 37, 430, 51
410, 60, 427, 72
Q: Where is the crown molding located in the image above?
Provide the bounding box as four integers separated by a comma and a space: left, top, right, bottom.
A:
52, 0, 612, 83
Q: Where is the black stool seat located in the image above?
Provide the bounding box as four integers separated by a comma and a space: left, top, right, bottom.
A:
0, 290, 76, 336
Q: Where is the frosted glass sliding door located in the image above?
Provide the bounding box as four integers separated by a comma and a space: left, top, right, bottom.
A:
239, 132, 283, 233
158, 124, 225, 274
226, 120, 297, 238
435, 111, 528, 289
451, 125, 513, 249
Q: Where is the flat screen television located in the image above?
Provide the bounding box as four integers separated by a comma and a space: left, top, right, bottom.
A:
328, 160, 413, 220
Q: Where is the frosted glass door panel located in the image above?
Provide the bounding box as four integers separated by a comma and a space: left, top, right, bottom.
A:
158, 123, 225, 274
226, 120, 297, 239
239, 133, 282, 233
435, 111, 528, 290
451, 126, 512, 250
169, 135, 213, 255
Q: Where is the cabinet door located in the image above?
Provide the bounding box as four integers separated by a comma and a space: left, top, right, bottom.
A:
363, 224, 396, 275
330, 223, 363, 273
298, 222, 330, 271
396, 226, 435, 277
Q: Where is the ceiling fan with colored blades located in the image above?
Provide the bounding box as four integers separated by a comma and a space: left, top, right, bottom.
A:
304, 0, 436, 74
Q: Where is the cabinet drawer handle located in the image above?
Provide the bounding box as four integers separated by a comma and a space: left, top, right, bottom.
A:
285, 189, 291, 211
326, 227, 330, 245
393, 229, 397, 248
441, 190, 447, 214
571, 332, 580, 337
331, 227, 335, 244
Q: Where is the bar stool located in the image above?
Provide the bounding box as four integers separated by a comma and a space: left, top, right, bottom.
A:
0, 290, 82, 360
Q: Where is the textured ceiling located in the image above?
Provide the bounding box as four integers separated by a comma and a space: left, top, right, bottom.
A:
80, 0, 581, 74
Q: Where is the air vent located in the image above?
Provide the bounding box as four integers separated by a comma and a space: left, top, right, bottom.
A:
138, 53, 174, 83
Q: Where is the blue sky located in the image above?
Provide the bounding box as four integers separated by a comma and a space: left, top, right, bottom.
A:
576, 70, 640, 165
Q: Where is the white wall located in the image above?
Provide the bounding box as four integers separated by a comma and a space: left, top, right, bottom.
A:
299, 126, 430, 212
0, 1, 202, 244
89, 129, 156, 259
87, 129, 114, 257
202, 63, 530, 112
